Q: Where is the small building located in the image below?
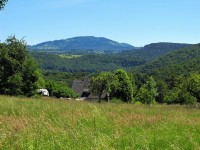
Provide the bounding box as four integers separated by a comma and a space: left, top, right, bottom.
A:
72, 79, 103, 100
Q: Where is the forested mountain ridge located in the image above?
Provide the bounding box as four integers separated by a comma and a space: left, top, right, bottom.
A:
122, 42, 191, 60
31, 52, 145, 72
31, 42, 192, 72
29, 36, 135, 52
134, 44, 200, 80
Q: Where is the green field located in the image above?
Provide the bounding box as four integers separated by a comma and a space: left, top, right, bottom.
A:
0, 96, 200, 149
58, 54, 82, 59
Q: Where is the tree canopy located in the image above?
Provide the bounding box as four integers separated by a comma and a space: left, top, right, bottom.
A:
0, 36, 42, 96
90, 72, 118, 102
136, 76, 158, 104
0, 0, 8, 10
113, 69, 134, 102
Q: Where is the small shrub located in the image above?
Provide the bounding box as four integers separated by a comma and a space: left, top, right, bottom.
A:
46, 80, 79, 98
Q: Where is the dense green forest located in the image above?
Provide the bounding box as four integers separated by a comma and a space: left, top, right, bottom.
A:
30, 43, 190, 72
135, 44, 200, 81
31, 52, 145, 72
123, 42, 191, 60
43, 71, 91, 87
132, 44, 200, 105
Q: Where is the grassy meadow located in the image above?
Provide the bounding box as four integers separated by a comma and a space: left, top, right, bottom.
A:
0, 96, 200, 149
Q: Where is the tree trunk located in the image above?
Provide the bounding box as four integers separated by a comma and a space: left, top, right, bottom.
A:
107, 93, 110, 102
98, 94, 101, 103
98, 90, 103, 103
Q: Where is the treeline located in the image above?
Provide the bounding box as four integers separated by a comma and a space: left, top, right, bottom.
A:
91, 69, 200, 106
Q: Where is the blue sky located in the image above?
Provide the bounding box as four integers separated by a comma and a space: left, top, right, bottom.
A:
0, 0, 200, 46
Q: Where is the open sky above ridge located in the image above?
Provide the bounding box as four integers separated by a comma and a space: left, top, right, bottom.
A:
0, 0, 200, 46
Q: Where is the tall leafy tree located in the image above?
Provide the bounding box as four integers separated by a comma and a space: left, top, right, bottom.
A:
90, 72, 118, 102
164, 87, 197, 105
0, 36, 41, 96
21, 56, 42, 97
113, 69, 134, 102
164, 73, 200, 105
136, 76, 158, 104
184, 73, 200, 101
156, 79, 168, 103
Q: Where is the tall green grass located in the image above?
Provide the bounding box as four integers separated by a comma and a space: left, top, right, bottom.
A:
0, 95, 200, 149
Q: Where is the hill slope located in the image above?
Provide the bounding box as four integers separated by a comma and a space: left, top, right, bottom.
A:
123, 42, 191, 60
29, 36, 135, 52
135, 44, 200, 80
31, 42, 192, 72
31, 52, 145, 72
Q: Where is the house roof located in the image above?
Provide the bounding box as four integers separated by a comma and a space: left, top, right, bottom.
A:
72, 80, 90, 95
72, 79, 106, 100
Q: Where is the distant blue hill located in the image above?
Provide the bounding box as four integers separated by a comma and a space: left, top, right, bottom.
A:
29, 36, 136, 52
